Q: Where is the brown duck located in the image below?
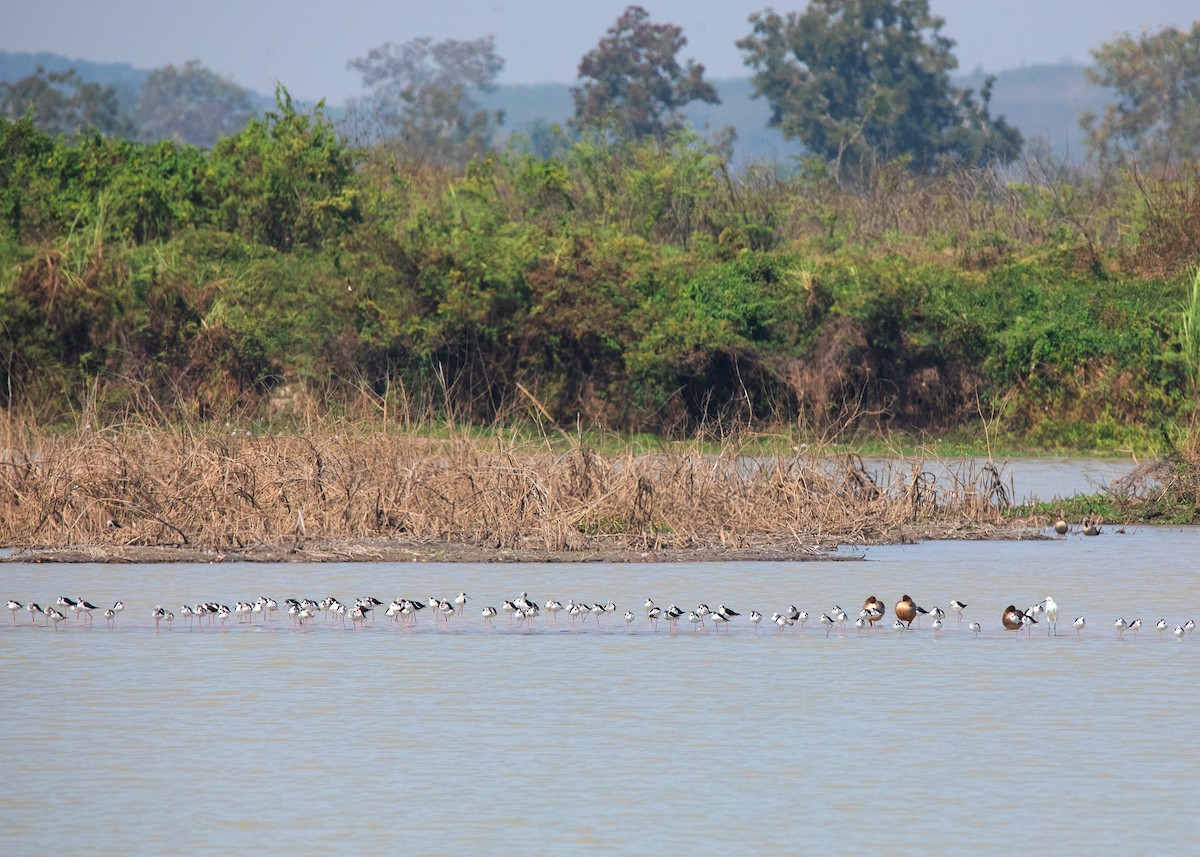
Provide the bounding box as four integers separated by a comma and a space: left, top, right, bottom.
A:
863, 596, 885, 626
895, 595, 916, 628
1002, 605, 1024, 631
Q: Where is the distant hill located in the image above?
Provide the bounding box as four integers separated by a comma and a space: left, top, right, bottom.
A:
1, 50, 1108, 164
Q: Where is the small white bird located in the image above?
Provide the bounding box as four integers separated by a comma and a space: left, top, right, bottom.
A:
6, 599, 20, 622
1184, 619, 1196, 633
1174, 625, 1186, 640
892, 619, 905, 631
949, 600, 968, 622
1114, 617, 1128, 639
1041, 597, 1059, 636
481, 606, 498, 626
1074, 616, 1086, 637
931, 617, 943, 636
1156, 619, 1168, 634
623, 610, 635, 625
103, 608, 116, 627
454, 592, 468, 615
1128, 618, 1142, 636
820, 613, 835, 637
688, 611, 702, 632
749, 610, 763, 633
969, 620, 982, 636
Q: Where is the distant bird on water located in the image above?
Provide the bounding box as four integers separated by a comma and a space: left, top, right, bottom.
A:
895, 595, 917, 629
1053, 518, 1069, 536
969, 620, 982, 636
949, 600, 968, 623
1002, 605, 1024, 632
1074, 616, 1086, 637
6, 599, 20, 622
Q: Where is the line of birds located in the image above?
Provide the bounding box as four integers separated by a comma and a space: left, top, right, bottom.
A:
7, 593, 1196, 639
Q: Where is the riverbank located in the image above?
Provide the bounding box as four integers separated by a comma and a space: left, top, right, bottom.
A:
2, 519, 1051, 564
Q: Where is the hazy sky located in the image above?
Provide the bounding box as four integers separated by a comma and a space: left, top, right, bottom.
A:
5, 1, 1197, 100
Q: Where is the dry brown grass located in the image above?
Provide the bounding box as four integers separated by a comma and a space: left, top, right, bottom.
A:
0, 417, 1018, 556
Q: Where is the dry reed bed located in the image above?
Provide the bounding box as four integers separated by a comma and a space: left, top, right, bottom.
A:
0, 427, 1015, 554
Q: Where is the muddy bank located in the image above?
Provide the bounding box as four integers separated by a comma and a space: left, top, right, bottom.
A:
2, 521, 1049, 564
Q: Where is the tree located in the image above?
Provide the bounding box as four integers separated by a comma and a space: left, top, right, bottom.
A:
347, 36, 504, 163
134, 60, 256, 148
0, 66, 131, 138
204, 87, 359, 251
737, 0, 1021, 175
571, 5, 719, 140
1081, 23, 1200, 166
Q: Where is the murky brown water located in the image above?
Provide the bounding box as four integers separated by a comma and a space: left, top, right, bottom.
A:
1, 523, 1195, 854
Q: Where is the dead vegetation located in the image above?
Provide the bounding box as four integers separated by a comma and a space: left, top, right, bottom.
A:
0, 417, 1028, 559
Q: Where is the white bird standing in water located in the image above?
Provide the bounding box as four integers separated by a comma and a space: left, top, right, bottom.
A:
969, 620, 982, 636
1041, 597, 1059, 636
1074, 616, 1086, 637
949, 600, 968, 623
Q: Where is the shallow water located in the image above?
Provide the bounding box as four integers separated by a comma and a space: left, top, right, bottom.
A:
1, 526, 1196, 854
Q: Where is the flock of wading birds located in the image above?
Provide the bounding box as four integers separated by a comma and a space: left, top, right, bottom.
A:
5, 593, 1197, 640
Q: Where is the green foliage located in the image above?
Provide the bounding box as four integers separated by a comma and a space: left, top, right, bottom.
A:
571, 6, 720, 141
204, 87, 359, 251
737, 0, 1022, 175
3, 95, 1200, 449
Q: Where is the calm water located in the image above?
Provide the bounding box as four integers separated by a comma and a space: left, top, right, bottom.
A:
2, 527, 1196, 855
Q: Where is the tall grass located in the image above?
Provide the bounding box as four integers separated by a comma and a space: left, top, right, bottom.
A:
0, 415, 1016, 555
1181, 266, 1200, 393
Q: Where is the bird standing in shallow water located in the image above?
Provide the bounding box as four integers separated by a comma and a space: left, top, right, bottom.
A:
949, 600, 967, 623
1114, 617, 1128, 639
895, 595, 917, 629
1074, 616, 1086, 637
862, 596, 885, 627
6, 599, 20, 622
1002, 605, 1023, 631
1041, 597, 1059, 636
1174, 625, 1186, 640
969, 621, 981, 636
